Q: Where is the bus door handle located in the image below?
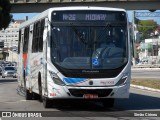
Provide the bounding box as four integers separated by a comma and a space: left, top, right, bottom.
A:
40, 58, 43, 64
40, 58, 46, 65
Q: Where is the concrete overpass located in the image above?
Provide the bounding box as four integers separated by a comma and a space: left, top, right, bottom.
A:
10, 0, 160, 13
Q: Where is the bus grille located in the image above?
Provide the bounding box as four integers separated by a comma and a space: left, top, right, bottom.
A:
68, 89, 112, 97
7, 72, 14, 75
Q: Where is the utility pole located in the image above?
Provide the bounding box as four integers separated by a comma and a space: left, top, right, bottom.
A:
132, 11, 137, 66
134, 11, 160, 65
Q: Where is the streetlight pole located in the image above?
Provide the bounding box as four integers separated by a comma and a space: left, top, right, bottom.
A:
6, 30, 8, 61
132, 11, 137, 66
12, 28, 13, 62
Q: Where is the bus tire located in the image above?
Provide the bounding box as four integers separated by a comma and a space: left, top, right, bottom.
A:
43, 96, 52, 108
23, 70, 26, 88
25, 89, 32, 100
38, 73, 43, 102
24, 70, 32, 100
24, 79, 32, 100
101, 98, 114, 108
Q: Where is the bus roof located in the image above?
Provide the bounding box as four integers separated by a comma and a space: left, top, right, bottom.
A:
49, 6, 126, 12
20, 6, 126, 29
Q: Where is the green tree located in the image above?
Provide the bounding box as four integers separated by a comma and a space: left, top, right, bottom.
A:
0, 0, 12, 30
137, 20, 158, 40
134, 17, 140, 24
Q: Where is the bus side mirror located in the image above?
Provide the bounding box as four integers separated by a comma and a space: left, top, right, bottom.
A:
45, 18, 49, 27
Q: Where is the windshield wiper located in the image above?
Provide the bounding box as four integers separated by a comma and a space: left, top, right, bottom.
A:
70, 23, 89, 45
95, 23, 112, 44
95, 23, 124, 44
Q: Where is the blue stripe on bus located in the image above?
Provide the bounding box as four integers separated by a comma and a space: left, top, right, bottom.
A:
63, 78, 87, 84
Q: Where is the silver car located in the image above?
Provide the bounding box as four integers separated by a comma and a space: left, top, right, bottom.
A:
2, 66, 17, 78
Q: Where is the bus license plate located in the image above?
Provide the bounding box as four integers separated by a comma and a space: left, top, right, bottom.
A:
83, 94, 98, 99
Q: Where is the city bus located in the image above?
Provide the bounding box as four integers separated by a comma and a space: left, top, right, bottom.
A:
17, 6, 131, 108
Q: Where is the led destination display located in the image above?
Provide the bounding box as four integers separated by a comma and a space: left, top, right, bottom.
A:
52, 11, 126, 22
62, 14, 111, 21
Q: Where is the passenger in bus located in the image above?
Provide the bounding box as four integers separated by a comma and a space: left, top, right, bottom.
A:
100, 35, 116, 48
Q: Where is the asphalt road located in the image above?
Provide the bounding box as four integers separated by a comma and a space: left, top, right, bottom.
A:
0, 78, 160, 120
131, 68, 160, 79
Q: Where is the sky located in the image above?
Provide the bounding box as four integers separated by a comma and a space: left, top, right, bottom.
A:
12, 10, 160, 25
127, 10, 160, 24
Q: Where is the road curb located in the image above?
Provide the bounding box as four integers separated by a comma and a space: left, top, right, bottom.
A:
131, 84, 160, 92
131, 68, 160, 70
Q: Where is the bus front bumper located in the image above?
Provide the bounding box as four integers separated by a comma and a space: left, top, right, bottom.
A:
48, 83, 130, 99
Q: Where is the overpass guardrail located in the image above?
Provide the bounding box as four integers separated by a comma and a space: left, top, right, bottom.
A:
10, 0, 160, 3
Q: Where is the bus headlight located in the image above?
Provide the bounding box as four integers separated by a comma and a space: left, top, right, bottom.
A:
4, 71, 7, 75
49, 71, 65, 86
115, 74, 128, 86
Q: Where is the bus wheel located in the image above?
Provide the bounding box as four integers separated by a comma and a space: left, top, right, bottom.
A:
25, 89, 32, 100
24, 74, 32, 100
43, 96, 52, 108
101, 98, 115, 108
38, 73, 43, 102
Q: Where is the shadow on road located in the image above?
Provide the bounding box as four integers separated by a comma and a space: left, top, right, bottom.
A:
115, 93, 160, 111
0, 78, 17, 83
43, 93, 160, 117
37, 93, 157, 117
38, 92, 158, 112
46, 92, 160, 112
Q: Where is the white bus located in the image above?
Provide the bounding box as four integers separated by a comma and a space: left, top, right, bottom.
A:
17, 6, 131, 108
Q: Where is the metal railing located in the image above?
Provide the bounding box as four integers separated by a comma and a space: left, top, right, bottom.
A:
11, 0, 156, 3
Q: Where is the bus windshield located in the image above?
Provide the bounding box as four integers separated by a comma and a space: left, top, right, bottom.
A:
51, 24, 128, 70
51, 10, 128, 71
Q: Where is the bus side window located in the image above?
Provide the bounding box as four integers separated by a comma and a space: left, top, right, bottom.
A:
32, 19, 45, 53
32, 24, 36, 53
18, 30, 21, 54
39, 19, 45, 52
23, 27, 29, 53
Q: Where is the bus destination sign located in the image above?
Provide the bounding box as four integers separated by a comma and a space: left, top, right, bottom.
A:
52, 11, 126, 22
62, 14, 110, 21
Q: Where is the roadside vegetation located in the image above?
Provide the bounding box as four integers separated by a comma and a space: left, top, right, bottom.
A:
131, 79, 160, 90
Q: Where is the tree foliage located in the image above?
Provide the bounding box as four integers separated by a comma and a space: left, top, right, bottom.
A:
137, 20, 158, 40
135, 17, 139, 24
0, 0, 12, 30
